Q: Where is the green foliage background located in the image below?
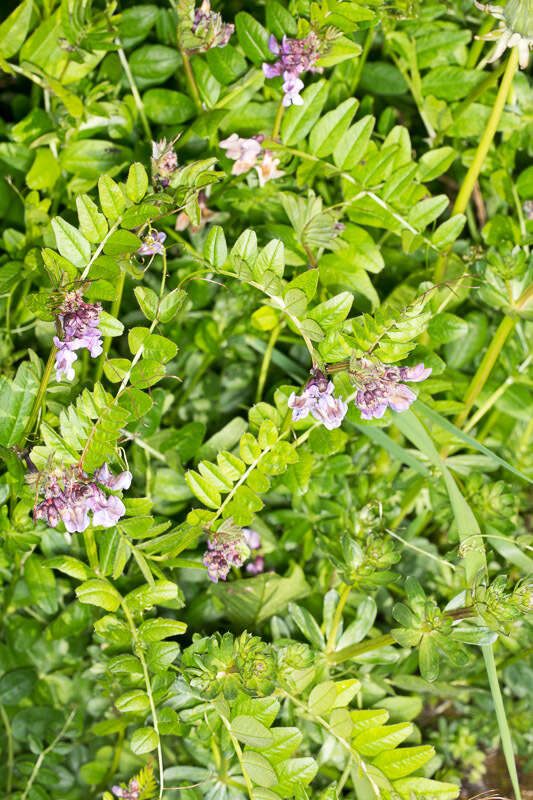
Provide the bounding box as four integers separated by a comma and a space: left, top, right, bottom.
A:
0, 1, 532, 799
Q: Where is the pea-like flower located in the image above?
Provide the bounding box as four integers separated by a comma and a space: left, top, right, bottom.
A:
255, 151, 285, 186
189, 0, 234, 52
288, 370, 348, 430
137, 230, 167, 256
263, 32, 323, 105
352, 359, 431, 420
112, 779, 140, 799
220, 133, 262, 175
33, 464, 132, 533
53, 290, 103, 382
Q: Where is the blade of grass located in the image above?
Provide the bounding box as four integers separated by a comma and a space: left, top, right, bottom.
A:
416, 400, 532, 484
349, 420, 430, 477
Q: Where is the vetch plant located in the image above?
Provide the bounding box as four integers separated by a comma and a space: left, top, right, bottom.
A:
0, 1, 532, 799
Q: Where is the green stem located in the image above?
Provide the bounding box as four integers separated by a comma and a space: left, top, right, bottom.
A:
483, 646, 522, 800
327, 633, 395, 665
434, 47, 519, 282
116, 44, 152, 141
271, 101, 284, 139
95, 270, 126, 383
181, 50, 202, 111
18, 345, 57, 446
351, 28, 374, 93
453, 315, 516, 430
20, 709, 76, 800
0, 703, 14, 794
255, 323, 282, 403
121, 602, 165, 799
466, 15, 495, 68
325, 584, 352, 652
83, 529, 100, 573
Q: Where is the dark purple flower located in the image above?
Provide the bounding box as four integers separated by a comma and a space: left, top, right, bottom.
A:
352, 359, 431, 420
137, 230, 166, 256
262, 32, 323, 105
288, 371, 347, 430
188, 0, 234, 52
53, 291, 103, 382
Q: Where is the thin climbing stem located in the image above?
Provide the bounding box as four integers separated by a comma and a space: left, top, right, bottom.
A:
326, 584, 352, 652
95, 269, 126, 383
20, 708, 76, 800
434, 47, 519, 282
351, 28, 374, 93
0, 703, 14, 794
271, 100, 284, 139
255, 323, 282, 403
181, 49, 203, 111
18, 345, 57, 446
116, 44, 152, 141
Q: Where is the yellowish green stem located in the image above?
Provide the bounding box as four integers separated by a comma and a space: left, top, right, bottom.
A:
434, 48, 519, 282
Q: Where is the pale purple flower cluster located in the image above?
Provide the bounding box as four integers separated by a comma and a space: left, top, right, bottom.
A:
202, 525, 258, 583
151, 139, 178, 187
353, 359, 431, 420
34, 463, 132, 533
219, 134, 284, 185
244, 527, 264, 575
263, 32, 323, 106
112, 779, 140, 800
288, 370, 348, 430
188, 0, 234, 52
137, 230, 166, 256
53, 290, 103, 382
524, 201, 533, 221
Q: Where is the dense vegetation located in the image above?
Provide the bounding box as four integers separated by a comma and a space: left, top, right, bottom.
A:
0, 0, 532, 798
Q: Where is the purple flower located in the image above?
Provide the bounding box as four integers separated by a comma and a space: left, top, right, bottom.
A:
352, 359, 431, 420
112, 779, 140, 800
288, 371, 348, 430
94, 463, 132, 491
203, 548, 231, 583
220, 133, 262, 175
32, 465, 130, 533
137, 230, 166, 256
53, 339, 78, 381
262, 32, 323, 105
243, 528, 261, 550
246, 556, 264, 575
282, 72, 304, 106
53, 291, 103, 382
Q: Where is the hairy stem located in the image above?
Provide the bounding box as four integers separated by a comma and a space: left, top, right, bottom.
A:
181, 50, 203, 110
256, 323, 282, 403
18, 345, 57, 446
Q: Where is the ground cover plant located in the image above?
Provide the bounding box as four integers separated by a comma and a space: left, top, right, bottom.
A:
0, 0, 532, 798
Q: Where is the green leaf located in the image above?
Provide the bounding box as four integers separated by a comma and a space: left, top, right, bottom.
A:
353, 722, 413, 757
134, 286, 159, 321
143, 88, 196, 124
288, 603, 325, 649
0, 667, 37, 705
333, 115, 375, 170
309, 99, 358, 158
419, 635, 440, 682
231, 715, 274, 748
103, 230, 142, 256
185, 470, 221, 509
281, 80, 328, 146
204, 225, 228, 267
51, 217, 91, 269
137, 618, 187, 642
0, 361, 39, 447
393, 777, 459, 800
98, 175, 126, 222
0, 0, 33, 59
76, 579, 121, 612
308, 681, 337, 715
372, 745, 435, 779
241, 751, 278, 787
131, 726, 159, 754
24, 555, 58, 614
126, 162, 149, 203
76, 195, 108, 244
235, 12, 271, 65
308, 292, 353, 331
417, 147, 456, 182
